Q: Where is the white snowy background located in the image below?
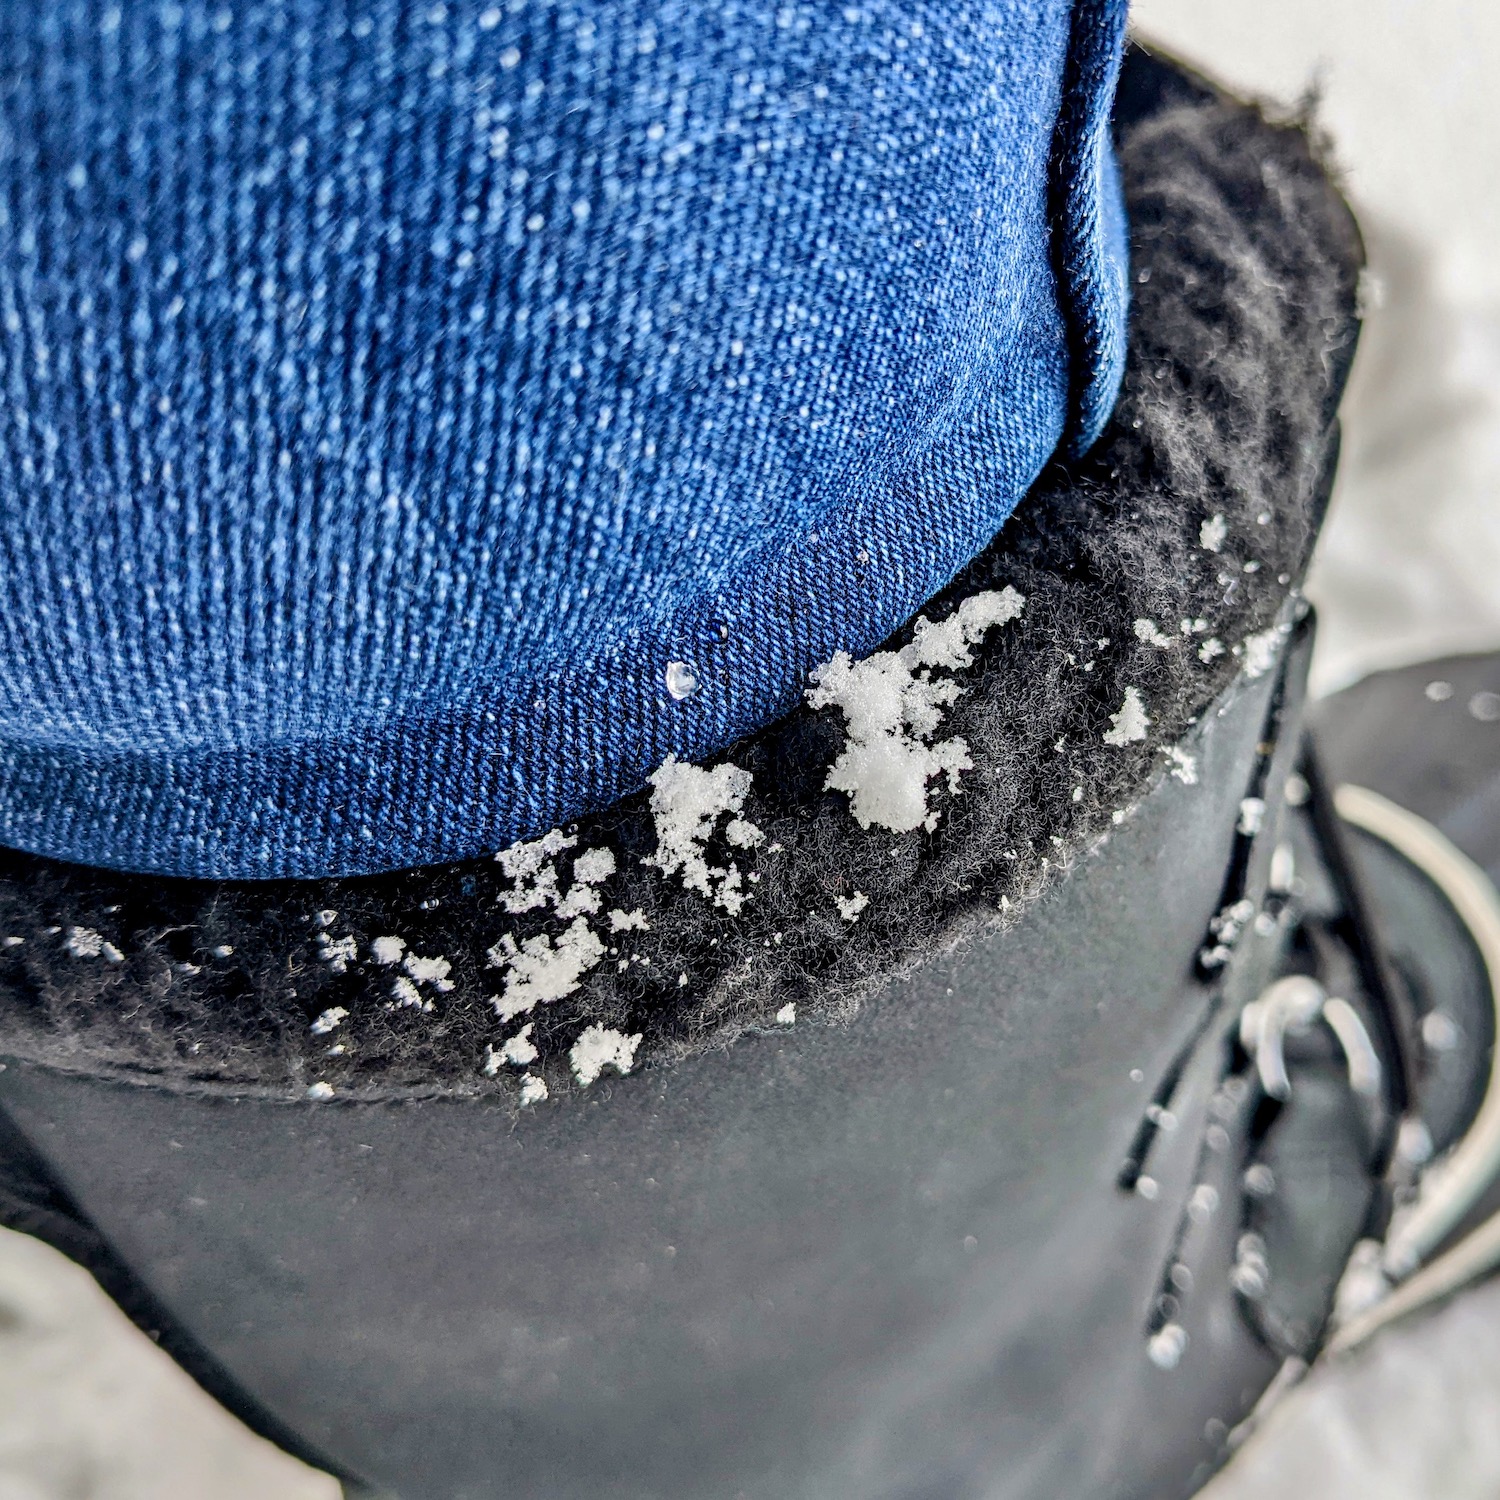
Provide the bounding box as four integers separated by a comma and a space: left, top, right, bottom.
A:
3, 2, 1499, 1495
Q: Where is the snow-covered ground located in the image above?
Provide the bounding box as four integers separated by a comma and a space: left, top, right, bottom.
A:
0, 1226, 336, 1499
1205, 1275, 1500, 1500
3, 3, 1499, 1496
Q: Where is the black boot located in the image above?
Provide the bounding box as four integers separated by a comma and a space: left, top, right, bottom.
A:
3, 46, 1445, 1500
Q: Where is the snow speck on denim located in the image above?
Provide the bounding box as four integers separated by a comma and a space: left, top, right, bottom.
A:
0, 0, 1127, 878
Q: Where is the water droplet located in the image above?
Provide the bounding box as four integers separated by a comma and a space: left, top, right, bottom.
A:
1243, 1163, 1276, 1196
665, 660, 699, 699
1187, 1183, 1219, 1224
1423, 1010, 1460, 1052
1230, 1261, 1267, 1298
1469, 690, 1500, 723
1231, 1233, 1270, 1298
1397, 1117, 1434, 1167
1147, 1323, 1188, 1370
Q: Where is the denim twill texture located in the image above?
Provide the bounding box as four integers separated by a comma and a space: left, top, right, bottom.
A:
0, 1, 1128, 879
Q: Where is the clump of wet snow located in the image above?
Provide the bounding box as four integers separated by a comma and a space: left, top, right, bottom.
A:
1104, 687, 1151, 746
1244, 1164, 1277, 1198
390, 975, 432, 1013
306, 1081, 334, 1101
1330, 1238, 1389, 1327
317, 932, 357, 973
557, 846, 617, 918
1238, 622, 1290, 679
1148, 1323, 1189, 1370
519, 1073, 549, 1105
1166, 746, 1198, 785
488, 918, 606, 1022
496, 828, 577, 914
1231, 1232, 1271, 1299
494, 831, 621, 924
1469, 691, 1500, 723
1188, 1183, 1221, 1224
1135, 617, 1176, 648
776, 1003, 797, 1025
1422, 1011, 1461, 1052
403, 952, 454, 992
570, 1025, 642, 1086
836, 891, 869, 922
1199, 637, 1226, 663
498, 1023, 538, 1066
484, 1022, 542, 1076
309, 1006, 347, 1035
1201, 897, 1258, 969
1239, 797, 1267, 836
62, 926, 123, 962
1200, 514, 1228, 552
644, 754, 763, 913
370, 935, 406, 965
806, 588, 1025, 833
608, 907, 649, 932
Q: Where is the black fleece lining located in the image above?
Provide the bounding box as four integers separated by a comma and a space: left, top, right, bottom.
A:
0, 48, 1363, 1104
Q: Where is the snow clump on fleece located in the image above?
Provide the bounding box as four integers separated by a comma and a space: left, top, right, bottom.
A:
1104, 687, 1151, 746
1134, 618, 1176, 649
488, 920, 606, 1023
493, 837, 618, 921
370, 935, 405, 965
63, 926, 123, 962
1238, 622, 1291, 680
481, 830, 628, 1024
570, 1025, 642, 1086
806, 588, 1025, 833
836, 891, 869, 922
644, 756, 764, 913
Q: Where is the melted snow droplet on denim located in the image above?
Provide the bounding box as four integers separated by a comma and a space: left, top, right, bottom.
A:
665, 661, 699, 701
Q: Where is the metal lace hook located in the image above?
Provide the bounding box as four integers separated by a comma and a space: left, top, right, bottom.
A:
1321, 996, 1383, 1100
1242, 975, 1325, 1100
1240, 975, 1381, 1101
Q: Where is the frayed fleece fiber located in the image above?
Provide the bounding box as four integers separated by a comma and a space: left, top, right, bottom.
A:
0, 51, 1362, 1106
